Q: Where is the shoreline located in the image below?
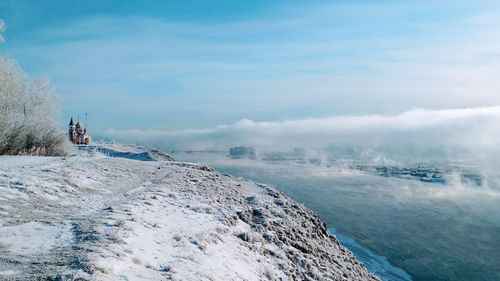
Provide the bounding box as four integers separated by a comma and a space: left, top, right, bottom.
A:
0, 147, 378, 280
99, 145, 412, 280
328, 228, 412, 281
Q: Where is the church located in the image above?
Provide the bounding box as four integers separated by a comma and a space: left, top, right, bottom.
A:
68, 117, 90, 145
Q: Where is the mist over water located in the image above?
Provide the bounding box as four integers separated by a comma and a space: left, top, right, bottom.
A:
171, 152, 500, 281
102, 107, 500, 280
103, 106, 500, 185
102, 107, 500, 164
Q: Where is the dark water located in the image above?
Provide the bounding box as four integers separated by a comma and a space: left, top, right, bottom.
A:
173, 152, 500, 281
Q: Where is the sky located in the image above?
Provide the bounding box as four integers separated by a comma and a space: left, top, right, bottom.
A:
1, 0, 500, 153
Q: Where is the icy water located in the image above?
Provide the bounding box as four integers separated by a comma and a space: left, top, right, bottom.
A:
173, 152, 500, 281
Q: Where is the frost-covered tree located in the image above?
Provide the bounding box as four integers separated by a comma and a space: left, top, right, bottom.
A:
0, 32, 69, 155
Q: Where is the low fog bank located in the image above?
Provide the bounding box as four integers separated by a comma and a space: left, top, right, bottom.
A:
99, 106, 500, 165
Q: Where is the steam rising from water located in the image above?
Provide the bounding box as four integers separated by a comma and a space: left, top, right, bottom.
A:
101, 105, 500, 280
148, 106, 500, 281
170, 152, 500, 281
101, 106, 500, 183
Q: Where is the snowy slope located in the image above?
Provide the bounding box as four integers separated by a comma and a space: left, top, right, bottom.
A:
0, 150, 377, 280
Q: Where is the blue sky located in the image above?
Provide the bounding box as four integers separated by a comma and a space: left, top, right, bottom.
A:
1, 0, 500, 138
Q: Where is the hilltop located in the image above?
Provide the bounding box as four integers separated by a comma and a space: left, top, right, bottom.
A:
0, 146, 377, 280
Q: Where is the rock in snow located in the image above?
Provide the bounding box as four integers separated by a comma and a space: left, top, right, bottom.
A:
0, 152, 378, 280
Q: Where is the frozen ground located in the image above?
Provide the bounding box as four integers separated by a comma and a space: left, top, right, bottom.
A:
0, 148, 377, 280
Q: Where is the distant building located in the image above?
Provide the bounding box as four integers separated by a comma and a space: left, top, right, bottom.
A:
229, 146, 256, 159
292, 147, 306, 157
68, 117, 90, 145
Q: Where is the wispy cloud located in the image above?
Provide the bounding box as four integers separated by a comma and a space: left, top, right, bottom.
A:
3, 1, 500, 130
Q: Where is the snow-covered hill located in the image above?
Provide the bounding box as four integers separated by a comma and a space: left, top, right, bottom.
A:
0, 148, 377, 280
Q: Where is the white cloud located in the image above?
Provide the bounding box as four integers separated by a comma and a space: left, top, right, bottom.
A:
5, 2, 500, 130
8, 2, 492, 165
99, 106, 500, 165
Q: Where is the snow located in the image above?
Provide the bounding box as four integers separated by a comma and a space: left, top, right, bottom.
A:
0, 146, 377, 280
0, 221, 72, 255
